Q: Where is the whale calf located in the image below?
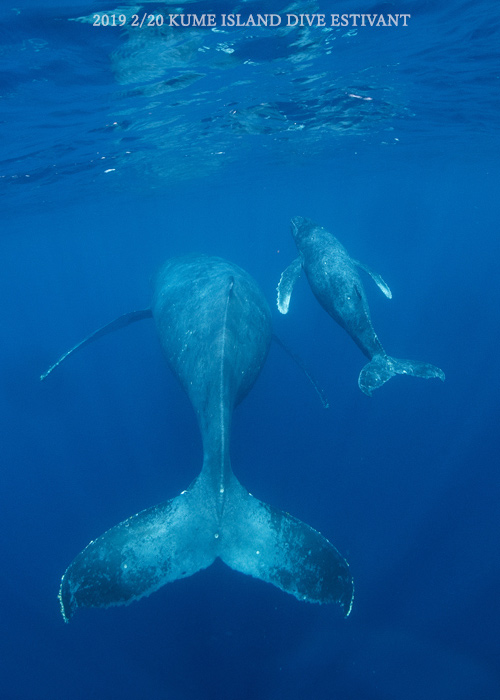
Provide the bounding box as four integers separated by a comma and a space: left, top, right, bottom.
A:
43, 255, 353, 620
277, 216, 444, 395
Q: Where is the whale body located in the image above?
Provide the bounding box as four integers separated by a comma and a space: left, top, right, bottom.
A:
277, 217, 444, 395
44, 255, 353, 620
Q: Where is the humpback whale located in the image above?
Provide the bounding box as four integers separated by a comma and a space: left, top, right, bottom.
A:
277, 217, 445, 395
43, 255, 353, 620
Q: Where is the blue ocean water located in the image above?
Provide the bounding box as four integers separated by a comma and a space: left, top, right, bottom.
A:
1, 0, 500, 698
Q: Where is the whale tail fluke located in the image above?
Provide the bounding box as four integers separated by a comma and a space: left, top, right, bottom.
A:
59, 475, 353, 621
58, 483, 219, 622
219, 478, 353, 614
358, 353, 445, 396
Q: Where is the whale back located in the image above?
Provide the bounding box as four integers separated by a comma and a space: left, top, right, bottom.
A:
290, 217, 384, 358
151, 255, 272, 412
291, 218, 366, 319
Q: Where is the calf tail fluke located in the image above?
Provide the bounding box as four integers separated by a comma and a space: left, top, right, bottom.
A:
358, 353, 445, 396
60, 475, 353, 621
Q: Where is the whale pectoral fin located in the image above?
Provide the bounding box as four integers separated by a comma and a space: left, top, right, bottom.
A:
272, 334, 329, 409
41, 309, 153, 380
353, 260, 392, 299
219, 487, 353, 615
277, 257, 302, 314
59, 485, 218, 622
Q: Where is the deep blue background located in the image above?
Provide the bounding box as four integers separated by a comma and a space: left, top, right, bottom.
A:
1, 2, 500, 698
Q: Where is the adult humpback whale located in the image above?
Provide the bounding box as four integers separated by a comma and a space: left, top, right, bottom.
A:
43, 255, 353, 620
277, 217, 445, 396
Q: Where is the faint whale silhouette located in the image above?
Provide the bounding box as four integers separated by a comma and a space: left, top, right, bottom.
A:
42, 254, 353, 621
277, 217, 445, 395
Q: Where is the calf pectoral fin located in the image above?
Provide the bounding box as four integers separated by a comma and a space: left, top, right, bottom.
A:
41, 309, 153, 380
59, 486, 218, 621
219, 487, 353, 615
277, 257, 302, 314
354, 260, 392, 299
